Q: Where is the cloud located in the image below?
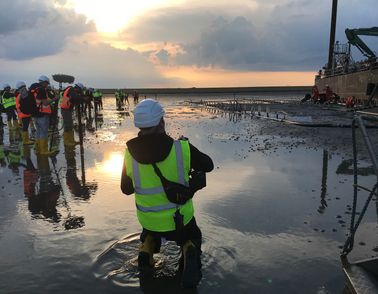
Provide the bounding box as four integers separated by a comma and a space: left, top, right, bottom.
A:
0, 41, 179, 88
125, 0, 378, 71
0, 0, 94, 60
155, 49, 170, 65
124, 8, 218, 44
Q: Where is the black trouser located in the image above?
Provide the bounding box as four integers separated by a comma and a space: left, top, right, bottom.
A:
6, 107, 17, 121
22, 117, 31, 132
140, 217, 202, 253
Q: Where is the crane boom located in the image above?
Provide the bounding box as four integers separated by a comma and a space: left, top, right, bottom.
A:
345, 27, 378, 59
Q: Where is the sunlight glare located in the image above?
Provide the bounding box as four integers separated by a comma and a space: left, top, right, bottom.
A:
98, 152, 124, 178
70, 0, 179, 33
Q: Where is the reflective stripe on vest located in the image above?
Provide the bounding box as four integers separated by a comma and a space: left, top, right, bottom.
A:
136, 202, 178, 212
60, 87, 72, 110
8, 152, 21, 164
2, 94, 16, 109
132, 141, 188, 197
36, 99, 52, 114
125, 139, 193, 232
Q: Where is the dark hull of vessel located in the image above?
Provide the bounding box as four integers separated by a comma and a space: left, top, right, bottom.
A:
315, 67, 378, 103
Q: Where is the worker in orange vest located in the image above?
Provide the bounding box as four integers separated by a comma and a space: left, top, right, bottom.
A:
325, 85, 333, 102
15, 81, 34, 145
30, 75, 58, 156
60, 83, 85, 146
311, 85, 320, 102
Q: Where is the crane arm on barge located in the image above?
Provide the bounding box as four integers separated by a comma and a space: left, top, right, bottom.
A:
345, 27, 378, 59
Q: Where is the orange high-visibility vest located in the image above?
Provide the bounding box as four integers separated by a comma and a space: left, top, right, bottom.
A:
60, 86, 73, 110
31, 87, 52, 115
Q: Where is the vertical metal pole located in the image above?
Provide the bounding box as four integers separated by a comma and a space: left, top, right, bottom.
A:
357, 116, 378, 179
328, 0, 338, 70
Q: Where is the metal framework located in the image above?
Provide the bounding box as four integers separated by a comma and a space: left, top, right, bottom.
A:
341, 114, 378, 293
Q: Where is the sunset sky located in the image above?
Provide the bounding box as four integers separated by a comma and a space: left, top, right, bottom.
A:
0, 0, 377, 88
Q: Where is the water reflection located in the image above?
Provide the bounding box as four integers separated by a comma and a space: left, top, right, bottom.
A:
5, 130, 23, 176
28, 154, 61, 222
63, 144, 97, 200
98, 152, 124, 178
318, 149, 328, 214
0, 126, 5, 167
16, 125, 99, 230
94, 113, 104, 130
93, 233, 196, 293
2, 97, 377, 293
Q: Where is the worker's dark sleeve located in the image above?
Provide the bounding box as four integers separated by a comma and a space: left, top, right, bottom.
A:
69, 89, 82, 105
36, 87, 47, 100
189, 143, 214, 172
121, 161, 134, 195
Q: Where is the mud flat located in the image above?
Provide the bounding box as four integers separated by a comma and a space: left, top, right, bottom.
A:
189, 100, 378, 159
0, 96, 377, 294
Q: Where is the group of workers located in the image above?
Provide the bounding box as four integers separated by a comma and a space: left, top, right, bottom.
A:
1, 75, 213, 289
0, 75, 103, 229
114, 89, 140, 108
0, 75, 105, 155
301, 84, 341, 104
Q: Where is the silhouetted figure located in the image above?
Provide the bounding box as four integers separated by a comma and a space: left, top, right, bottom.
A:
133, 91, 139, 104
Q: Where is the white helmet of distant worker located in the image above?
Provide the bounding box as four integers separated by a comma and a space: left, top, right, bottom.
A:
16, 81, 26, 90
74, 83, 84, 90
134, 99, 165, 128
38, 75, 50, 84
2, 83, 11, 90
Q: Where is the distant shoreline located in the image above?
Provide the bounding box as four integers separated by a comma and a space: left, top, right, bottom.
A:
99, 86, 311, 95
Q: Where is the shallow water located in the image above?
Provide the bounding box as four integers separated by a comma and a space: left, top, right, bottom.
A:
0, 95, 377, 293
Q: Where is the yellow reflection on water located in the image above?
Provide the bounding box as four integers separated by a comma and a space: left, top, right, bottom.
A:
97, 152, 124, 178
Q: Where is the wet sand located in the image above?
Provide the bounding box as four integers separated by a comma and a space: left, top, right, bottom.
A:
0, 95, 377, 293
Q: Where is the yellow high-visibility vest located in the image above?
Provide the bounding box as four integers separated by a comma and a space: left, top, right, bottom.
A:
124, 140, 194, 232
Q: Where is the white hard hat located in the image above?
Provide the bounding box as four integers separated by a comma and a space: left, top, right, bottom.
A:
16, 81, 26, 89
74, 83, 84, 90
134, 99, 165, 128
38, 75, 50, 83
2, 83, 11, 90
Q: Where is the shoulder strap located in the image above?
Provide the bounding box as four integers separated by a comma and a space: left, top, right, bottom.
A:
152, 163, 168, 186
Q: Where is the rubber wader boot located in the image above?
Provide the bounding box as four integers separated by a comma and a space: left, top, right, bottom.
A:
138, 235, 155, 270
13, 120, 20, 129
39, 138, 56, 156
63, 130, 79, 147
34, 139, 40, 154
37, 152, 50, 170
23, 145, 31, 160
22, 132, 34, 145
181, 240, 202, 289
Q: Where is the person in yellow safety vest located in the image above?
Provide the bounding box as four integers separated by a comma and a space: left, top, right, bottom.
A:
15, 81, 34, 145
93, 89, 103, 111
1, 83, 19, 130
60, 83, 85, 147
121, 99, 213, 289
30, 75, 59, 156
0, 88, 7, 127
92, 89, 100, 112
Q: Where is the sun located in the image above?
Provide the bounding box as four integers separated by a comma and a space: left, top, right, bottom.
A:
68, 0, 179, 33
